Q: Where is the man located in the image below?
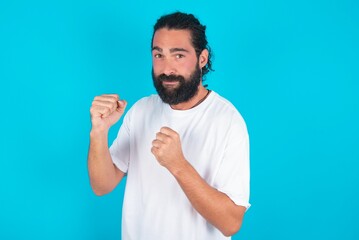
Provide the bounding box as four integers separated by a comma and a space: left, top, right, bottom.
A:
88, 12, 250, 239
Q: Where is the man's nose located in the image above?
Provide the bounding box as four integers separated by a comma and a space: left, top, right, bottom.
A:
162, 59, 176, 75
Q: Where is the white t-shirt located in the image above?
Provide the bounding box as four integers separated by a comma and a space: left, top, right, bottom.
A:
110, 91, 250, 240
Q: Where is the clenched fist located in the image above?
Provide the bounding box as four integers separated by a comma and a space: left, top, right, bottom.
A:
90, 94, 127, 131
151, 127, 186, 172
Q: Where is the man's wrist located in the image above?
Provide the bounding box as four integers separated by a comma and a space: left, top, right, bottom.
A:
90, 127, 109, 138
170, 158, 191, 178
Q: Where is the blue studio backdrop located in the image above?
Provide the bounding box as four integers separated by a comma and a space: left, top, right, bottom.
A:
0, 0, 358, 239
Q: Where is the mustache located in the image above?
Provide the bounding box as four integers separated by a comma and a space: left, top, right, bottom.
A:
157, 74, 185, 82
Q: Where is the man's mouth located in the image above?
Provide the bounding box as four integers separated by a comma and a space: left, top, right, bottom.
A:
162, 80, 179, 88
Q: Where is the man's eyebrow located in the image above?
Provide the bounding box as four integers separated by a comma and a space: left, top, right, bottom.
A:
152, 46, 162, 52
151, 46, 189, 53
169, 48, 189, 53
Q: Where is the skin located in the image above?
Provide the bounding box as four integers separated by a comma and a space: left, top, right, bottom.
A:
88, 28, 246, 236
88, 94, 126, 195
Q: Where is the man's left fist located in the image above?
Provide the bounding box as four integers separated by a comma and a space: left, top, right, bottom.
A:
151, 127, 186, 172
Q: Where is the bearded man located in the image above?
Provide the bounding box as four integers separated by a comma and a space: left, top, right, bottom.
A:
88, 11, 250, 240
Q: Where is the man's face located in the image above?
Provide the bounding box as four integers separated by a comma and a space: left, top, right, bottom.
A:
152, 28, 202, 105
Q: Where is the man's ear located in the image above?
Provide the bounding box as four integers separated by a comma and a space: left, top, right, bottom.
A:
199, 49, 209, 69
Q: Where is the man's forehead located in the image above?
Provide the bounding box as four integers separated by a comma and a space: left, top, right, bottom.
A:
152, 28, 193, 49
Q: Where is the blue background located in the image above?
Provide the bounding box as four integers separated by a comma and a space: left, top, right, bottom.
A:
1, 0, 358, 239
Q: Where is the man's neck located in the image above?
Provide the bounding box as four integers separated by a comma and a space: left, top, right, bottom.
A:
170, 85, 209, 110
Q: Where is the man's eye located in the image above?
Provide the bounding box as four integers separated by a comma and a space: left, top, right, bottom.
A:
154, 54, 162, 58
176, 54, 184, 59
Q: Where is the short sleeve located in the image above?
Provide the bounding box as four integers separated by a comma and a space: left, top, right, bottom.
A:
213, 114, 251, 209
109, 110, 131, 173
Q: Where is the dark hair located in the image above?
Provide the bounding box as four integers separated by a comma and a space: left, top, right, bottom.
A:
152, 12, 214, 78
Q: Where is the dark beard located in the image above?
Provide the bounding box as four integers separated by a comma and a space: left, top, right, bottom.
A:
152, 65, 202, 105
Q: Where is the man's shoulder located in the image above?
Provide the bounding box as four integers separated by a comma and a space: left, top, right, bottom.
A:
209, 91, 247, 129
211, 92, 242, 116
133, 94, 161, 107
123, 94, 161, 122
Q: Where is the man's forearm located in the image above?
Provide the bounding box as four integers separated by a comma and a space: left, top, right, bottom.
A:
170, 160, 246, 237
88, 129, 124, 195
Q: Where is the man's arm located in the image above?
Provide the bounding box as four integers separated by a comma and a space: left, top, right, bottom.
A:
173, 161, 246, 237
88, 129, 125, 196
88, 94, 127, 196
151, 127, 247, 237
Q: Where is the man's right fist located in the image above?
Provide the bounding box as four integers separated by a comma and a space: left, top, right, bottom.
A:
90, 94, 127, 131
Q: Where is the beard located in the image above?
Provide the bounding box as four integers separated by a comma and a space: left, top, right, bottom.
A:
152, 64, 202, 105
